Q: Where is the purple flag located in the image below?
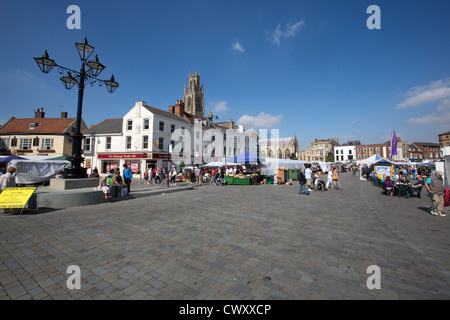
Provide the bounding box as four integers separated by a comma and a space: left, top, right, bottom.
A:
391, 130, 398, 156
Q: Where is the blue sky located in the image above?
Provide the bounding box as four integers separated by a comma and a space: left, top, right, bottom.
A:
1, 0, 450, 149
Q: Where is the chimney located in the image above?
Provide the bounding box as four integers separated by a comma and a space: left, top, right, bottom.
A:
175, 100, 185, 116
168, 106, 175, 114
228, 119, 235, 130
35, 107, 45, 118
61, 112, 68, 118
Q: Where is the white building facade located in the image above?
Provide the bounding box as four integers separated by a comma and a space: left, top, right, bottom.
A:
334, 145, 356, 162
83, 101, 258, 177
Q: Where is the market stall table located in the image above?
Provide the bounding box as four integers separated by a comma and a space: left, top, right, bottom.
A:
225, 175, 258, 185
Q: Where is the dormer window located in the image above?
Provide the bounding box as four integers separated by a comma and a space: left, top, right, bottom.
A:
29, 123, 39, 129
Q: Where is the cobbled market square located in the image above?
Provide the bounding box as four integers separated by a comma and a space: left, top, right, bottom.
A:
1, 1, 450, 304
1, 173, 449, 300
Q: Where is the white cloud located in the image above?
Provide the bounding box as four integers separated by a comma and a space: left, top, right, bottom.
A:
237, 112, 283, 129
396, 78, 450, 109
212, 101, 229, 114
407, 99, 450, 125
232, 42, 245, 53
269, 19, 305, 46
15, 69, 35, 79
350, 119, 359, 125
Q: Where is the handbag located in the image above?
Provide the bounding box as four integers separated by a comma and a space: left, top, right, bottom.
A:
121, 187, 128, 196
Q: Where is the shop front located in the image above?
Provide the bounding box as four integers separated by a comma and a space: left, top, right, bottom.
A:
97, 152, 187, 177
98, 153, 148, 176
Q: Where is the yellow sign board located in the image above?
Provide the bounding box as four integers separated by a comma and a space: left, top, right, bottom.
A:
0, 187, 36, 209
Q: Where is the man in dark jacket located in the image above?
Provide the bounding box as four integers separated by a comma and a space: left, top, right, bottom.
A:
298, 167, 309, 195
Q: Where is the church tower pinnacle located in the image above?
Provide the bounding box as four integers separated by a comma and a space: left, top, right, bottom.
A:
183, 71, 205, 117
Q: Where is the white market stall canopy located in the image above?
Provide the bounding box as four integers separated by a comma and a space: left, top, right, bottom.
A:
202, 161, 239, 167
8, 160, 70, 184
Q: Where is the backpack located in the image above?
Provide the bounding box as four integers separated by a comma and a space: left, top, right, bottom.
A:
106, 176, 112, 186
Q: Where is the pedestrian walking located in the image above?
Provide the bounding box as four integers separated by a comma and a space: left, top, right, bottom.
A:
298, 167, 309, 196
425, 170, 446, 216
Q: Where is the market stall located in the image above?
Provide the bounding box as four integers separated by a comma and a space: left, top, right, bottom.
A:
225, 174, 259, 185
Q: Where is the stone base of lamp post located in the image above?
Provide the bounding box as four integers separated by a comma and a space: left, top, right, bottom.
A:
63, 156, 88, 179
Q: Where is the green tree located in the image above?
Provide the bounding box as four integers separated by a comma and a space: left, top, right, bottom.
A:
325, 152, 334, 162
180, 161, 185, 171
290, 153, 297, 160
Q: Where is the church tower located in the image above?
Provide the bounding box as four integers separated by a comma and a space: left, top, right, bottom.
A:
184, 72, 205, 117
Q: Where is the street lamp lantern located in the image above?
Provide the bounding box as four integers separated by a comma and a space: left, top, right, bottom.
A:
75, 37, 94, 61
34, 37, 118, 179
60, 72, 78, 90
105, 74, 119, 93
34, 50, 56, 74
86, 55, 105, 77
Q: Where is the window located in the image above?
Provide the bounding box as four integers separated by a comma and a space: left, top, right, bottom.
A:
159, 137, 164, 150
40, 138, 54, 150
369, 148, 373, 152
143, 118, 149, 130
33, 137, 40, 147
83, 138, 91, 151
159, 121, 165, 131
29, 123, 39, 129
349, 150, 352, 155
106, 137, 111, 150
0, 138, 9, 150
19, 138, 32, 150
127, 120, 133, 131
11, 138, 17, 147
171, 124, 175, 133
126, 136, 132, 149
363, 148, 367, 152
142, 136, 149, 149
341, 156, 344, 161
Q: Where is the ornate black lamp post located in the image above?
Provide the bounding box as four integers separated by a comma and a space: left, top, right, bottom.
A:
34, 37, 118, 179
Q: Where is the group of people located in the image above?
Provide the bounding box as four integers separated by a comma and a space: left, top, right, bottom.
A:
98, 164, 133, 200
143, 166, 179, 186
298, 166, 343, 196
372, 169, 447, 217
